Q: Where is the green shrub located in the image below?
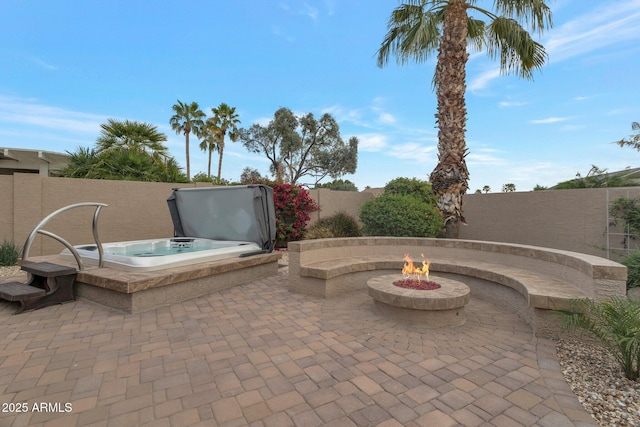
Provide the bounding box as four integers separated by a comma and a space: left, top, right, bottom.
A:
305, 224, 334, 240
359, 194, 443, 237
620, 249, 640, 289
0, 239, 20, 267
559, 297, 640, 380
191, 172, 214, 183
306, 211, 361, 239
315, 179, 358, 192
384, 177, 437, 205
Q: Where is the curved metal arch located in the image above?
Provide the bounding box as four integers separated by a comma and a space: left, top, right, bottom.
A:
22, 202, 108, 270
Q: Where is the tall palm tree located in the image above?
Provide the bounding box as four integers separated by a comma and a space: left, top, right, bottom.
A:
377, 0, 552, 237
209, 103, 240, 181
199, 121, 223, 178
169, 100, 205, 181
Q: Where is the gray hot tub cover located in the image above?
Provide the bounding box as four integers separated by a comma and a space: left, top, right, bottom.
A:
167, 185, 276, 252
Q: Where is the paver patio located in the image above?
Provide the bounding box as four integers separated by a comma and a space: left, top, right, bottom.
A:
0, 270, 598, 426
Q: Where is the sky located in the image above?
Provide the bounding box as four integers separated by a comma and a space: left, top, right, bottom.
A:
1, 0, 639, 192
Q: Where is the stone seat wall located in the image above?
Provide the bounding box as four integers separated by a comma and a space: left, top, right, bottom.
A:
287, 237, 628, 337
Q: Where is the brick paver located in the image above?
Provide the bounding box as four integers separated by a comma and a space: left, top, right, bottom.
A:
0, 272, 598, 426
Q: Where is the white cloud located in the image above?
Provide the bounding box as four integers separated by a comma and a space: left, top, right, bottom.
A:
25, 54, 57, 71
378, 112, 396, 124
469, 1, 640, 89
357, 133, 387, 152
466, 151, 507, 166
324, 0, 336, 16
469, 69, 500, 92
302, 3, 319, 20
544, 0, 640, 63
498, 101, 528, 108
530, 117, 569, 124
605, 109, 630, 116
0, 95, 105, 134
387, 142, 436, 163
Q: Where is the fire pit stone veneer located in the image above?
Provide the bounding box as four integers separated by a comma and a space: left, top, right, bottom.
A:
367, 274, 470, 326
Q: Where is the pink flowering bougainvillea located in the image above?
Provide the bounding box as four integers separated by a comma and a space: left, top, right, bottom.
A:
241, 178, 319, 248
272, 183, 319, 247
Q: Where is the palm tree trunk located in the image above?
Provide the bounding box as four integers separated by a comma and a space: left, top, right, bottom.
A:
430, 0, 470, 238
185, 132, 191, 181
207, 148, 212, 178
217, 144, 224, 182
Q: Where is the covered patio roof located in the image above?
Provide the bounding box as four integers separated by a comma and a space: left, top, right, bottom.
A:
0, 147, 69, 176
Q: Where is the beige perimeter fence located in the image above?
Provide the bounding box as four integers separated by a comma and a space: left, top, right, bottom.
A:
2, 174, 639, 260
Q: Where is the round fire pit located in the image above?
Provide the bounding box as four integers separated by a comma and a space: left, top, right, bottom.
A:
367, 274, 470, 326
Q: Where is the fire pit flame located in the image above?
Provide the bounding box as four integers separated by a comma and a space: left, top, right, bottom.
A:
402, 253, 430, 282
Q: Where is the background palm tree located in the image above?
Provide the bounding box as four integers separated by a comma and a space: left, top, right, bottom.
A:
170, 100, 205, 181
96, 118, 168, 162
377, 0, 552, 237
199, 121, 222, 179
209, 103, 240, 181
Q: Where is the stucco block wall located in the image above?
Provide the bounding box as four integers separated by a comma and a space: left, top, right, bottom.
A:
2, 174, 639, 260
307, 188, 374, 223
0, 175, 14, 242
459, 188, 640, 260
4, 174, 204, 257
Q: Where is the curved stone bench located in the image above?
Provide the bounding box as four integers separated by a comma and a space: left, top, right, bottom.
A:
287, 237, 627, 337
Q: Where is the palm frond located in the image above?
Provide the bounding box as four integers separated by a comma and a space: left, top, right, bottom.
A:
493, 0, 553, 34
559, 297, 640, 380
485, 16, 547, 79
377, 2, 444, 67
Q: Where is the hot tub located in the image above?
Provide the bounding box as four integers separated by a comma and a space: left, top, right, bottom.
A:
60, 237, 263, 272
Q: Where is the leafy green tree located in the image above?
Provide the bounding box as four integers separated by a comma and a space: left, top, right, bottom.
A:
377, 0, 552, 238
533, 184, 548, 191
315, 179, 358, 191
239, 107, 297, 183
239, 107, 358, 186
208, 103, 240, 181
96, 119, 168, 161
615, 121, 640, 150
239, 167, 266, 184
170, 100, 206, 181
502, 183, 516, 192
482, 185, 491, 194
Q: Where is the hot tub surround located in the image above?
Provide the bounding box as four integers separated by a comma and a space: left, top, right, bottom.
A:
21, 252, 280, 313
